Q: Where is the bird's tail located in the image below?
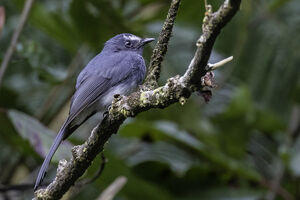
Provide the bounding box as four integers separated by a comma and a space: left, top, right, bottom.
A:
34, 122, 68, 191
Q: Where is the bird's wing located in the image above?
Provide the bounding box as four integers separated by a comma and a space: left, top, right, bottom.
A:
67, 53, 144, 132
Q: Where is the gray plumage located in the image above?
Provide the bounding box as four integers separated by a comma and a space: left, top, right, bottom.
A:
34, 33, 154, 190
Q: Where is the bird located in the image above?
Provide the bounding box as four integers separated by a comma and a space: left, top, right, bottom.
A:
34, 33, 155, 190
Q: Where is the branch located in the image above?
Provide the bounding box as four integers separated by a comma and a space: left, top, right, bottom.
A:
182, 0, 241, 86
144, 0, 181, 89
0, 0, 35, 87
34, 0, 241, 199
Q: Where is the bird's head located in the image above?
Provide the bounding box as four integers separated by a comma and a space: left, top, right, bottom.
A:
103, 33, 155, 54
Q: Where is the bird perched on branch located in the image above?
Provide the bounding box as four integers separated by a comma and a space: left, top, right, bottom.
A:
34, 33, 155, 190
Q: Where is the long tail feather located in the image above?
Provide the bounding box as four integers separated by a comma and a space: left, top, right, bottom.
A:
34, 124, 67, 191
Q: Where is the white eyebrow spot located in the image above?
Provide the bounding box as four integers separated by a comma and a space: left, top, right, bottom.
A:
123, 34, 141, 41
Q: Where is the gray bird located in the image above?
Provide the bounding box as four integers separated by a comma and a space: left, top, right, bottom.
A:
34, 33, 154, 190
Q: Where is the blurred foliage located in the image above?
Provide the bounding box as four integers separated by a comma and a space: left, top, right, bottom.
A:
0, 0, 300, 199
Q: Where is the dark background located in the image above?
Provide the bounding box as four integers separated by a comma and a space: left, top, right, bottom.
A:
0, 0, 300, 199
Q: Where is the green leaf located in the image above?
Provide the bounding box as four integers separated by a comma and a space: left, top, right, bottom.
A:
7, 109, 72, 162
154, 120, 205, 150
120, 120, 260, 181
108, 135, 199, 176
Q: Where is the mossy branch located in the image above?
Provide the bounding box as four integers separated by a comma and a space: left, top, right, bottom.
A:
144, 0, 181, 89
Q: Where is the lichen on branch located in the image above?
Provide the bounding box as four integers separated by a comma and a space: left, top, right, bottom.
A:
144, 0, 181, 89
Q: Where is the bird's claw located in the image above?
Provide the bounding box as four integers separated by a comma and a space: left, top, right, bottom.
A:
103, 106, 111, 118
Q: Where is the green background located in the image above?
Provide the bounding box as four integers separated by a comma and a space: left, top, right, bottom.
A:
0, 0, 300, 199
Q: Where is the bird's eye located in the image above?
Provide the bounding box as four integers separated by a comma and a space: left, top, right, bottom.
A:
125, 40, 132, 48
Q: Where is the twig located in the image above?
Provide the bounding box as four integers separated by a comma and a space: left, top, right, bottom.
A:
0, 0, 35, 87
206, 56, 233, 71
34, 1, 241, 199
204, 0, 208, 9
144, 0, 181, 89
97, 176, 127, 200
0, 7, 5, 37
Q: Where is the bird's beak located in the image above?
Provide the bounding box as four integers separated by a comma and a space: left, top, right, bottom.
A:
141, 38, 155, 45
